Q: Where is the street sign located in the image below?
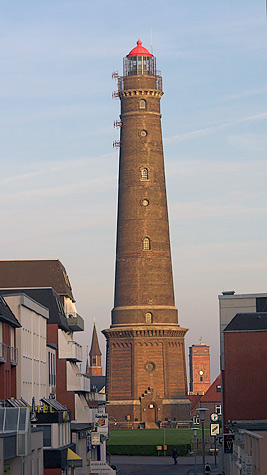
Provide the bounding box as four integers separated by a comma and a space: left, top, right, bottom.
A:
94, 413, 108, 435
91, 432, 101, 446
217, 435, 223, 446
210, 423, 220, 436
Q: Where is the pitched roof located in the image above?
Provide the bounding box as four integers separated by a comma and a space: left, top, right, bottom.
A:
90, 376, 106, 393
201, 374, 221, 402
0, 259, 74, 301
89, 323, 102, 356
0, 295, 21, 328
188, 394, 202, 411
224, 313, 267, 332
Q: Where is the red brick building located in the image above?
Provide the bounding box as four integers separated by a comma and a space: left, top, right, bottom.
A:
103, 41, 190, 426
0, 296, 20, 400
189, 374, 221, 427
223, 313, 267, 427
189, 343, 211, 394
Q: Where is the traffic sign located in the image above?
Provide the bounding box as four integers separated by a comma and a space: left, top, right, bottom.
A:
210, 423, 220, 436
217, 435, 223, 446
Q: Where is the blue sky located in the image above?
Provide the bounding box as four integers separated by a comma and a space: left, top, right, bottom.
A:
1, 1, 267, 382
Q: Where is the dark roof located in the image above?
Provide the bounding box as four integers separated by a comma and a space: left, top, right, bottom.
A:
0, 288, 70, 332
224, 313, 267, 332
89, 376, 106, 392
40, 398, 67, 411
0, 259, 74, 301
89, 323, 102, 356
0, 296, 21, 328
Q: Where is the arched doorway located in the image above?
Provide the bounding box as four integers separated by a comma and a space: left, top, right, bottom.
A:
147, 403, 156, 423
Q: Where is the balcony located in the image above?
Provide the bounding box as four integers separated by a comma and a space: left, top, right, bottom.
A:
58, 329, 83, 362
66, 313, 84, 332
67, 362, 90, 393
67, 340, 83, 362
0, 343, 7, 363
76, 373, 91, 392
87, 392, 106, 403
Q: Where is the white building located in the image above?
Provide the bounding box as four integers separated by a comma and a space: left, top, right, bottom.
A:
2, 292, 49, 403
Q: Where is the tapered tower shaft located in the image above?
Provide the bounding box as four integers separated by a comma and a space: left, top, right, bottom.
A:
103, 41, 190, 426
112, 66, 178, 327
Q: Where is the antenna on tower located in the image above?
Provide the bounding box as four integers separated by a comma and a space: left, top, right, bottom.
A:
150, 29, 153, 55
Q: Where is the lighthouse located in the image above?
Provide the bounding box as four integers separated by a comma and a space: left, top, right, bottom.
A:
103, 41, 190, 426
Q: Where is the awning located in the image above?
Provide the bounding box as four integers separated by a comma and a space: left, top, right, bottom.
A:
67, 448, 83, 468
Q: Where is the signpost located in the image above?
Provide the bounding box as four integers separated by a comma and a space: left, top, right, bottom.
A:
210, 413, 220, 467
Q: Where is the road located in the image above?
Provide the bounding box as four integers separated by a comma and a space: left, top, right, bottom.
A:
110, 455, 222, 475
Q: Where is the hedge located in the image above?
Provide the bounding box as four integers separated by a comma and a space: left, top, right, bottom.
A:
107, 443, 191, 456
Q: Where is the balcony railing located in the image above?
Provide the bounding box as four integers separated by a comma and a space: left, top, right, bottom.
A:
10, 346, 18, 366
67, 340, 83, 362
0, 343, 7, 363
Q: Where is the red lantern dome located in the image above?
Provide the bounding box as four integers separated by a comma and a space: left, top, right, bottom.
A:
127, 40, 153, 57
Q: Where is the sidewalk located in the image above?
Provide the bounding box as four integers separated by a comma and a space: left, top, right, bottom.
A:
110, 454, 224, 473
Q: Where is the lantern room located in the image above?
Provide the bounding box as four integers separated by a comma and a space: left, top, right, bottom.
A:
123, 40, 156, 76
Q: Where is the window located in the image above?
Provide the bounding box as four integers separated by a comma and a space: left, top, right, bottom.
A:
141, 199, 149, 207
143, 237, 151, 250
141, 168, 149, 180
10, 327, 14, 347
145, 312, 153, 324
140, 129, 147, 137
216, 385, 221, 392
38, 425, 51, 447
200, 376, 203, 382
139, 99, 146, 109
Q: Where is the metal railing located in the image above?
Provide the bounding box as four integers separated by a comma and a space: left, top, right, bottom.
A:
10, 346, 18, 366
0, 343, 7, 363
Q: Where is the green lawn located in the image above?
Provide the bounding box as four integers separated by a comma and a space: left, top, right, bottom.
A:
107, 429, 211, 446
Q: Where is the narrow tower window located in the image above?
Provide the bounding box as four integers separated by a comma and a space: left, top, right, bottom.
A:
141, 168, 149, 180
139, 99, 147, 109
143, 237, 151, 251
145, 312, 153, 324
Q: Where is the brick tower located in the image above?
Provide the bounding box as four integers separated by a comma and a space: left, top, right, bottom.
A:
189, 343, 211, 394
103, 41, 190, 426
86, 323, 102, 377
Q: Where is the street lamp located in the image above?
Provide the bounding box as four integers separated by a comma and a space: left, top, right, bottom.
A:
157, 419, 171, 455
198, 408, 209, 475
192, 427, 199, 475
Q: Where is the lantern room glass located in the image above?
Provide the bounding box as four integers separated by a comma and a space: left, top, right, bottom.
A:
123, 55, 156, 76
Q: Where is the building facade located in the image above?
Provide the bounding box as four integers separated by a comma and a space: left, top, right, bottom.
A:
103, 41, 190, 426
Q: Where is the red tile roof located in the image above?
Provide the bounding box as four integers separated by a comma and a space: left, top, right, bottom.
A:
201, 374, 221, 402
